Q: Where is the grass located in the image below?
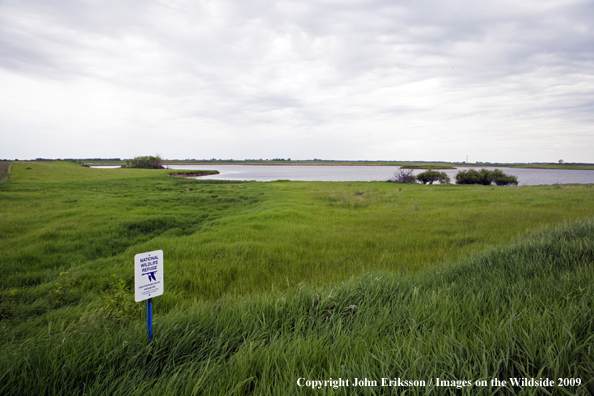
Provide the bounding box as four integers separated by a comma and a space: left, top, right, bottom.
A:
1, 219, 593, 395
167, 170, 220, 177
1, 161, 593, 394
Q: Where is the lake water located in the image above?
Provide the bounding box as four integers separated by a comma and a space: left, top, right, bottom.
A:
162, 165, 594, 186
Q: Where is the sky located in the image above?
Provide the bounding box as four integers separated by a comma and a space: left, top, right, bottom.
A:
1, 0, 593, 163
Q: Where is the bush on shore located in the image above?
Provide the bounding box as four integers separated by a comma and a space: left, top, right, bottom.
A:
416, 169, 451, 185
455, 168, 518, 186
491, 169, 519, 186
126, 156, 164, 169
389, 168, 417, 183
389, 168, 450, 184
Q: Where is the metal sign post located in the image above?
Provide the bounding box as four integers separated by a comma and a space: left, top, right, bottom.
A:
147, 298, 153, 341
135, 250, 163, 343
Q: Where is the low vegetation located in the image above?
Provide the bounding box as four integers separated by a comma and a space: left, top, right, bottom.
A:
393, 168, 518, 186
389, 167, 417, 183
1, 161, 593, 394
455, 168, 518, 186
416, 169, 450, 185
389, 168, 451, 184
167, 170, 220, 178
126, 155, 164, 169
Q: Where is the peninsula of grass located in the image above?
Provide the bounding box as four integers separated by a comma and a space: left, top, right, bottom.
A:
1, 161, 593, 395
167, 170, 220, 178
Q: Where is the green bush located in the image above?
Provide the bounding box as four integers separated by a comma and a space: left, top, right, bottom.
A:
416, 169, 450, 185
437, 172, 450, 184
51, 272, 76, 308
491, 169, 519, 186
126, 155, 164, 169
99, 275, 140, 321
455, 169, 518, 186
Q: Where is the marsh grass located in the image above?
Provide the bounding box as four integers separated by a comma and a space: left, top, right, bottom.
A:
1, 220, 593, 395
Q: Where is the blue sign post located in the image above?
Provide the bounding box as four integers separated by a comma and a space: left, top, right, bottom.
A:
135, 250, 163, 343
147, 298, 153, 342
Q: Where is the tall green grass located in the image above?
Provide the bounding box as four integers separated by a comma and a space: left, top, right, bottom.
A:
1, 220, 592, 395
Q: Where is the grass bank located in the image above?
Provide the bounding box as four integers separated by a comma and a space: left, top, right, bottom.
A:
1, 219, 593, 395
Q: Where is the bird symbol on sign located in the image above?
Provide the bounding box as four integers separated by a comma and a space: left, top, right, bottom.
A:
143, 271, 157, 282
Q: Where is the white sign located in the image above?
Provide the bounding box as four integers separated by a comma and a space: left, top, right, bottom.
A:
135, 250, 164, 302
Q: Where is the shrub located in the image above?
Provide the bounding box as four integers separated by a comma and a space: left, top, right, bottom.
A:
51, 272, 75, 307
455, 169, 475, 184
455, 169, 490, 185
455, 169, 518, 186
389, 168, 416, 183
99, 275, 140, 321
491, 169, 518, 186
476, 169, 493, 185
416, 169, 450, 185
438, 173, 451, 184
126, 155, 164, 169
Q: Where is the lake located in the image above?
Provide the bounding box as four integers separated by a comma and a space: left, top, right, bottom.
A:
162, 165, 594, 186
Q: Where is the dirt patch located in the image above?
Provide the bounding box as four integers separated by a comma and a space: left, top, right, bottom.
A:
0, 162, 11, 183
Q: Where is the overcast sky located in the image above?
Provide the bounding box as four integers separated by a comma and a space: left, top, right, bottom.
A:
1, 0, 593, 162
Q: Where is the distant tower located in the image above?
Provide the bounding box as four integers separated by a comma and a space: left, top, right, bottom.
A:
466, 155, 468, 163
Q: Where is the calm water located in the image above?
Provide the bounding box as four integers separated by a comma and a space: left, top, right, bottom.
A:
163, 165, 594, 186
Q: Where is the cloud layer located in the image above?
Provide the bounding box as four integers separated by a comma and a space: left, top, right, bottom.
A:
1, 0, 593, 161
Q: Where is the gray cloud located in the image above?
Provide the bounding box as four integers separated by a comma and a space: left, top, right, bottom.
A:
1, 0, 593, 161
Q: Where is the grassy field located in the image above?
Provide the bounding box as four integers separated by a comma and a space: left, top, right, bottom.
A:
1, 161, 593, 394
